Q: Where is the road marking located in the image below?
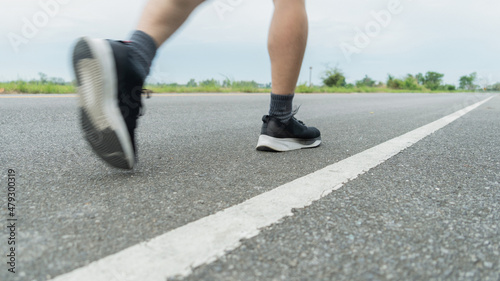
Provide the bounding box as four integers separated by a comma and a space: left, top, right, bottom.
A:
51, 96, 494, 281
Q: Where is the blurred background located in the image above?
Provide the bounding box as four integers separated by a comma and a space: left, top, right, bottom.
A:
1, 0, 499, 88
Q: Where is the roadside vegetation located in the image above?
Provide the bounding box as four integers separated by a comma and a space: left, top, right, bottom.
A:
0, 73, 74, 94
1, 69, 498, 94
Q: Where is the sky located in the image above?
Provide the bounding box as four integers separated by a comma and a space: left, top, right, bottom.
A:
1, 0, 499, 86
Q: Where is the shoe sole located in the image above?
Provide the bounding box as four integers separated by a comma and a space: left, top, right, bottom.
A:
73, 37, 135, 169
256, 135, 322, 152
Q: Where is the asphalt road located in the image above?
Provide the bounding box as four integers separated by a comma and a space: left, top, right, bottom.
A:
0, 93, 499, 281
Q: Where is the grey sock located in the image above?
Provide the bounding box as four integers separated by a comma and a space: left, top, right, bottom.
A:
269, 93, 294, 122
128, 30, 157, 81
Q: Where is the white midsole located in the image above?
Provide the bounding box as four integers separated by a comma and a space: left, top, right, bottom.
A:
256, 135, 321, 152
77, 37, 135, 168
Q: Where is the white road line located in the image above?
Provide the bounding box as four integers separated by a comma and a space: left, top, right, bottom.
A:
51, 96, 495, 281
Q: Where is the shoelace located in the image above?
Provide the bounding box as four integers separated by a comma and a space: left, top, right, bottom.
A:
139, 89, 152, 116
291, 105, 305, 125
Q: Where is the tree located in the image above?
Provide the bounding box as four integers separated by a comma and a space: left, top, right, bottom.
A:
439, 84, 456, 91
186, 79, 197, 87
403, 74, 421, 90
423, 71, 444, 90
322, 67, 346, 87
199, 79, 220, 87
459, 72, 477, 90
355, 75, 376, 87
387, 74, 403, 89
416, 73, 425, 85
232, 80, 258, 88
386, 74, 422, 90
49, 77, 66, 85
38, 72, 48, 84
489, 83, 500, 91
222, 78, 232, 88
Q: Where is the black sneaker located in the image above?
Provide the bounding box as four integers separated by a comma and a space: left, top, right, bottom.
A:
72, 37, 145, 169
256, 114, 321, 152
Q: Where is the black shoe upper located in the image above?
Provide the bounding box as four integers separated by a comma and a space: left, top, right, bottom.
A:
108, 40, 145, 154
260, 115, 321, 140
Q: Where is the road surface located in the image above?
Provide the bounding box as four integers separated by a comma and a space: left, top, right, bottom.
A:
0, 93, 499, 281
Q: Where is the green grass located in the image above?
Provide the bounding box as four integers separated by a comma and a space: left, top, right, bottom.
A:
0, 80, 479, 94
0, 81, 75, 94
147, 84, 270, 94
295, 84, 456, 94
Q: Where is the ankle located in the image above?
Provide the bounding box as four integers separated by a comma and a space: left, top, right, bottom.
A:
128, 30, 157, 81
268, 93, 294, 122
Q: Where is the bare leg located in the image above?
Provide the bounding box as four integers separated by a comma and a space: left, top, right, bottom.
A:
136, 0, 205, 47
268, 0, 308, 95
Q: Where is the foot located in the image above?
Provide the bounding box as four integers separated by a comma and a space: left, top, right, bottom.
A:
256, 114, 321, 152
72, 37, 145, 169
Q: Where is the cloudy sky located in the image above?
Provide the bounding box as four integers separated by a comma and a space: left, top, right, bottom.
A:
1, 0, 499, 86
